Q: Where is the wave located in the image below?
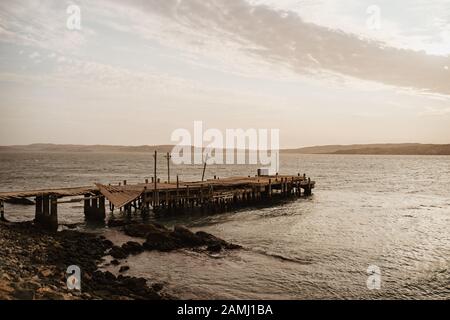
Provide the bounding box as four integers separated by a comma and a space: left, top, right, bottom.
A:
246, 247, 313, 265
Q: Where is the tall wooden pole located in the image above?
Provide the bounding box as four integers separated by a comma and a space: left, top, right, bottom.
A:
165, 152, 171, 183
153, 151, 158, 206
201, 152, 208, 182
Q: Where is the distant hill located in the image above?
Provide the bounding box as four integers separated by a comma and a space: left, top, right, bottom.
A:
0, 144, 175, 153
284, 143, 450, 155
1, 143, 450, 155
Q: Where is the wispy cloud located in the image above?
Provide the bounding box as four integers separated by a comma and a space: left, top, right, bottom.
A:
96, 0, 450, 95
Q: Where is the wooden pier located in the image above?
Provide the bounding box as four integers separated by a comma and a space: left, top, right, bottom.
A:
0, 174, 315, 231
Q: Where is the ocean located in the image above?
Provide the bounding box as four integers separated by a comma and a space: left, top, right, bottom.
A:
1, 152, 449, 299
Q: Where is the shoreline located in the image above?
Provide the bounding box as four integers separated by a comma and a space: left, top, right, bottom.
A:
0, 220, 163, 300
0, 219, 241, 300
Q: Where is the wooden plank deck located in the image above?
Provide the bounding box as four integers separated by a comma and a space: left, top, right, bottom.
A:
0, 174, 315, 231
0, 186, 97, 201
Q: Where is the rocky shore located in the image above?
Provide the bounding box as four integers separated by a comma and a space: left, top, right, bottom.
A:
0, 220, 241, 300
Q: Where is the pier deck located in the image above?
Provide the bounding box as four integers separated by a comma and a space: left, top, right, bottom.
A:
0, 174, 315, 231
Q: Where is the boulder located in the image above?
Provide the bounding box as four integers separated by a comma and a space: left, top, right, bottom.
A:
207, 243, 222, 253
124, 223, 168, 238
13, 288, 35, 300
143, 228, 180, 251
121, 241, 143, 255
119, 266, 130, 273
107, 220, 129, 228
172, 225, 203, 247
151, 283, 164, 292
109, 246, 127, 260
111, 259, 120, 266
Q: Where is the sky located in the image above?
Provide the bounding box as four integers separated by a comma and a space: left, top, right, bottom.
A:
0, 0, 449, 147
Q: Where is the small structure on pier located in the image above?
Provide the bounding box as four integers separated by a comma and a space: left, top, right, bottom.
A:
0, 174, 315, 231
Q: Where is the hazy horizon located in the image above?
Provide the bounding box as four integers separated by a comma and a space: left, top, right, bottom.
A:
1, 0, 450, 147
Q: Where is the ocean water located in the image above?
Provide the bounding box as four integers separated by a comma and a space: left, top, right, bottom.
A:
1, 152, 449, 299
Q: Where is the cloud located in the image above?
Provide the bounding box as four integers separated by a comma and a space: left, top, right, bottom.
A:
1, 0, 448, 96
419, 106, 450, 116
0, 0, 91, 54
29, 51, 40, 59
105, 0, 450, 95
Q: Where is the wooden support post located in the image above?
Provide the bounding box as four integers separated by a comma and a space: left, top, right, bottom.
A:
92, 197, 98, 214
84, 194, 90, 215
43, 195, 50, 215
99, 196, 106, 217
165, 191, 169, 209
153, 150, 158, 208
176, 175, 180, 205
35, 195, 43, 223
0, 200, 5, 221
34, 195, 58, 231
84, 194, 105, 222
268, 179, 272, 198
49, 195, 58, 231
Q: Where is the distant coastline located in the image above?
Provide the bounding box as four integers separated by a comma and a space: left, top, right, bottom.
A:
1, 143, 450, 155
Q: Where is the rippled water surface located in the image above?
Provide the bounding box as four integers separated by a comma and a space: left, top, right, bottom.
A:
1, 152, 449, 299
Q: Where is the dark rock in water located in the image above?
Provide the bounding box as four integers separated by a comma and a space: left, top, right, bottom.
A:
151, 283, 164, 292
119, 266, 130, 273
141, 224, 241, 252
207, 243, 222, 253
102, 239, 114, 248
109, 246, 127, 260
62, 223, 79, 230
107, 220, 130, 228
0, 222, 163, 300
195, 231, 223, 244
196, 231, 242, 250
143, 228, 179, 251
121, 241, 143, 255
172, 225, 203, 247
124, 223, 168, 238
111, 259, 120, 266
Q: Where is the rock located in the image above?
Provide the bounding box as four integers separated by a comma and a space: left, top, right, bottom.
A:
121, 241, 143, 255
151, 283, 164, 292
196, 231, 242, 250
140, 224, 241, 252
41, 291, 65, 300
111, 259, 120, 266
143, 228, 179, 251
119, 266, 130, 273
195, 231, 223, 245
1, 274, 12, 281
109, 246, 127, 260
207, 243, 222, 253
101, 239, 114, 248
123, 223, 168, 238
172, 225, 204, 247
40, 268, 53, 277
13, 288, 35, 300
0, 281, 14, 295
107, 220, 128, 228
